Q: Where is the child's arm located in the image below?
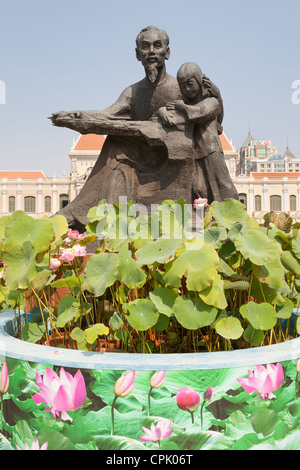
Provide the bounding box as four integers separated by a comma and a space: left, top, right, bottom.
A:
167, 97, 219, 125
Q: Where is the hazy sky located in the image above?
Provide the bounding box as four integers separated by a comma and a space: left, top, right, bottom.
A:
1, 0, 300, 175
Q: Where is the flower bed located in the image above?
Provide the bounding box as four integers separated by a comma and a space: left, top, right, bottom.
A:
0, 198, 300, 450
0, 310, 299, 450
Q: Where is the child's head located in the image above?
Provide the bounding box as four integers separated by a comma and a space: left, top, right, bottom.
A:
177, 62, 203, 101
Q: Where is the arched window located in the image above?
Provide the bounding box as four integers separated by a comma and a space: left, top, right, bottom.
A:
8, 196, 15, 213
255, 195, 262, 211
59, 194, 69, 210
290, 195, 297, 211
270, 195, 282, 212
44, 196, 51, 213
24, 196, 36, 213
238, 193, 247, 209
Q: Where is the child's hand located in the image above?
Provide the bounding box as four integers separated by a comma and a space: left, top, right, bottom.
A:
166, 100, 185, 112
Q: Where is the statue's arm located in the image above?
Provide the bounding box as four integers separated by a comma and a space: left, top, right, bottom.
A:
166, 97, 219, 126
49, 87, 132, 132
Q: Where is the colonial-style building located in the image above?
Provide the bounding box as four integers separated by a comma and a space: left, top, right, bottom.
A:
1, 132, 299, 225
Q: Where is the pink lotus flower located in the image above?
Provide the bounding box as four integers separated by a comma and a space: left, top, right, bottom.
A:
32, 367, 86, 421
237, 363, 284, 400
59, 244, 87, 263
0, 362, 9, 395
49, 258, 61, 270
176, 387, 200, 413
67, 229, 80, 240
140, 419, 173, 443
193, 198, 209, 209
16, 440, 48, 450
114, 371, 135, 398
150, 371, 165, 389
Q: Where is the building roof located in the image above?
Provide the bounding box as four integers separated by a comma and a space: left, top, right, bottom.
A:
284, 146, 297, 160
219, 133, 234, 151
241, 131, 255, 148
73, 134, 106, 151
0, 171, 47, 179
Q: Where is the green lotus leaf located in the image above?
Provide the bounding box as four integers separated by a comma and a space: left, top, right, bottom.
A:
275, 298, 294, 319
3, 241, 37, 289
199, 275, 227, 309
292, 238, 300, 259
173, 296, 218, 329
83, 252, 119, 296
204, 226, 227, 248
20, 322, 46, 344
223, 280, 250, 290
149, 287, 178, 317
281, 250, 300, 275
163, 242, 219, 291
135, 238, 182, 265
57, 296, 80, 327
49, 214, 68, 246
253, 257, 287, 290
209, 199, 249, 229
234, 229, 281, 266
4, 212, 54, 253
126, 298, 159, 331
243, 326, 265, 346
117, 243, 146, 288
84, 323, 109, 344
215, 317, 244, 340
0, 216, 9, 241
240, 302, 277, 330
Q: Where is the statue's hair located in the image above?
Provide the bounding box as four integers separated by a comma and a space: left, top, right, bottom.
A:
177, 62, 203, 85
136, 26, 170, 47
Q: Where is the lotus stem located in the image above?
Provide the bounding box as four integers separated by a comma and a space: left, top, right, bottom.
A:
111, 395, 118, 435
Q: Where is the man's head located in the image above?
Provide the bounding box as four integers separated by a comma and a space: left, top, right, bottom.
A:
135, 26, 170, 83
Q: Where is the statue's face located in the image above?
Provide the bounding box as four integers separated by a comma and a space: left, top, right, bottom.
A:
179, 77, 201, 100
136, 29, 170, 69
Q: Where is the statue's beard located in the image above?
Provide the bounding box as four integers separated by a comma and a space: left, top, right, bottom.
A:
145, 64, 159, 84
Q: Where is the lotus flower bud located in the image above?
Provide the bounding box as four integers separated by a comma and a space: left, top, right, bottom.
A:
150, 371, 165, 389
0, 362, 9, 395
176, 387, 200, 413
203, 386, 215, 402
114, 371, 135, 398
297, 359, 300, 374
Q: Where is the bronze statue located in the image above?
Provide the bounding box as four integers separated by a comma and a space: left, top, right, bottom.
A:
50, 26, 238, 230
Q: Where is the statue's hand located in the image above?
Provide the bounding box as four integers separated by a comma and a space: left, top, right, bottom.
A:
166, 100, 185, 112
156, 107, 175, 127
49, 110, 82, 127
202, 75, 220, 98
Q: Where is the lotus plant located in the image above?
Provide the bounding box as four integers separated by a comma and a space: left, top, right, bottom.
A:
0, 362, 9, 433
237, 363, 284, 400
111, 371, 135, 435
140, 419, 173, 448
16, 440, 48, 450
32, 367, 86, 422
148, 371, 165, 416
200, 386, 215, 430
176, 387, 200, 424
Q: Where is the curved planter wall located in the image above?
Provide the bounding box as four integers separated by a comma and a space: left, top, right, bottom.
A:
0, 310, 299, 451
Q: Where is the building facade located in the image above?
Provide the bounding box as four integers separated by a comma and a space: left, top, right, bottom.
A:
1, 132, 299, 225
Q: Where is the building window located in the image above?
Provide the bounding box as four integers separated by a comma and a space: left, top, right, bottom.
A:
270, 195, 282, 212
290, 195, 297, 211
59, 194, 69, 210
45, 196, 51, 213
24, 196, 36, 213
238, 193, 247, 209
8, 196, 15, 213
255, 195, 262, 211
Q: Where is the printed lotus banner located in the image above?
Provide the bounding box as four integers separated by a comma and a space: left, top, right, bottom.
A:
0, 358, 299, 450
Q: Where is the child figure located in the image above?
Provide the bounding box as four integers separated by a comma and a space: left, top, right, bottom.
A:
165, 62, 238, 204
